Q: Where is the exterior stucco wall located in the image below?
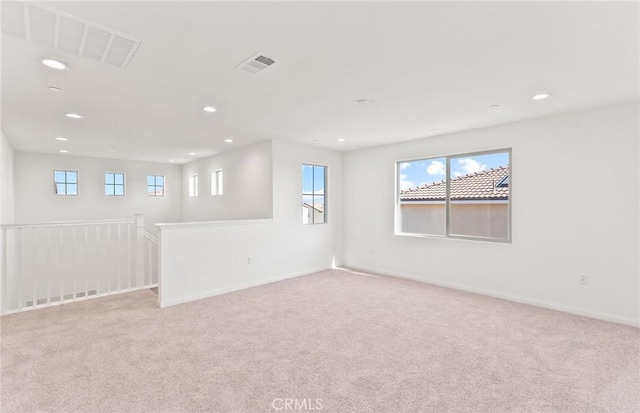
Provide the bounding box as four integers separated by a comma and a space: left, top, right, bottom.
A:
400, 203, 508, 238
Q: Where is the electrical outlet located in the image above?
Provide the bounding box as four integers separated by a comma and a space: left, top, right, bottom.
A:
579, 274, 588, 285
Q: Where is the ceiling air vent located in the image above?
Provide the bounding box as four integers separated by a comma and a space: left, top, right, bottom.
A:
1, 1, 142, 69
237, 53, 276, 74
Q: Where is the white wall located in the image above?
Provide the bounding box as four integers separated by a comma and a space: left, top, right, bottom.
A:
0, 132, 15, 225
181, 141, 273, 222
13, 152, 183, 233
343, 103, 640, 326
157, 140, 343, 307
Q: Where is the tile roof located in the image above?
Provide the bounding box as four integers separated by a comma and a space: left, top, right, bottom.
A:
400, 166, 509, 201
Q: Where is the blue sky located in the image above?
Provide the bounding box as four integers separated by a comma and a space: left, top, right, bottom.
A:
302, 164, 326, 205
302, 165, 325, 195
399, 152, 509, 190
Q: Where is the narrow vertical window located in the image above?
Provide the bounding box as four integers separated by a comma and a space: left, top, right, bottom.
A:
53, 170, 78, 196
104, 173, 125, 196
189, 174, 199, 197
211, 169, 223, 195
147, 175, 165, 196
302, 164, 327, 224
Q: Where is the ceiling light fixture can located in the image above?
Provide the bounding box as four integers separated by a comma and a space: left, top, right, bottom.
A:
337, 138, 346, 142
48, 86, 62, 92
224, 139, 233, 143
59, 149, 69, 153
55, 137, 68, 141
65, 113, 83, 119
202, 106, 216, 113
41, 58, 70, 70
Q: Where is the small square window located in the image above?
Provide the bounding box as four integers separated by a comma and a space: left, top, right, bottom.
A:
147, 175, 165, 196
105, 173, 125, 196
53, 170, 78, 196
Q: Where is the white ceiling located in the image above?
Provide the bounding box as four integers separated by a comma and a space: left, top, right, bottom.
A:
2, 1, 638, 164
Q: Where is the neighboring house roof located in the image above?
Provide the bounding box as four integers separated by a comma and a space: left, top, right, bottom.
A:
400, 166, 509, 201
303, 203, 325, 212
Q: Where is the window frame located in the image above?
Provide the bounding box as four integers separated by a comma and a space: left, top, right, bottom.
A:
302, 163, 328, 225
53, 170, 78, 196
189, 174, 199, 197
395, 148, 512, 243
147, 175, 165, 197
211, 169, 223, 196
104, 172, 126, 197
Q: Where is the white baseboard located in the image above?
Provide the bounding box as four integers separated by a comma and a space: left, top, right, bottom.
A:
159, 266, 331, 308
345, 265, 640, 328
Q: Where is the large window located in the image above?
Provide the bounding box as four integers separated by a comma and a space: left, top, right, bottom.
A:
397, 149, 511, 242
211, 170, 223, 195
302, 164, 327, 224
53, 170, 78, 196
189, 174, 198, 197
147, 175, 164, 196
104, 173, 125, 196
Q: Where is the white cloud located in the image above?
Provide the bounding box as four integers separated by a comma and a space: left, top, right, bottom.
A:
399, 162, 411, 170
426, 160, 445, 176
399, 174, 415, 190
457, 158, 487, 175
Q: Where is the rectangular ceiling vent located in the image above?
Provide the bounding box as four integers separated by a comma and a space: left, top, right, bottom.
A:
237, 53, 276, 74
1, 1, 142, 69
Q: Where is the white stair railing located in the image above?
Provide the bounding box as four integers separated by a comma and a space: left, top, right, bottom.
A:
0, 214, 158, 315
143, 231, 159, 286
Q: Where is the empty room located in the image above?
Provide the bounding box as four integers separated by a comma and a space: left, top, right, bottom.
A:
1, 1, 639, 412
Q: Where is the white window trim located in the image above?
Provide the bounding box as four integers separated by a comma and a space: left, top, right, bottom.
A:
395, 148, 511, 243
211, 169, 223, 196
53, 170, 78, 196
189, 174, 199, 197
302, 163, 328, 225
147, 175, 165, 197
104, 172, 126, 197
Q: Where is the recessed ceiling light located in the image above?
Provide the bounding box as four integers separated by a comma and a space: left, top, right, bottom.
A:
55, 137, 68, 141
223, 139, 234, 143
189, 152, 196, 156
337, 138, 346, 142
65, 113, 83, 119
202, 106, 216, 113
41, 58, 70, 70
312, 139, 319, 142
48, 86, 62, 92
490, 104, 500, 109
355, 99, 374, 105
59, 149, 69, 153
532, 92, 551, 100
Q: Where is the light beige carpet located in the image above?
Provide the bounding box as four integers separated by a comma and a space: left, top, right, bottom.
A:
1, 268, 639, 412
